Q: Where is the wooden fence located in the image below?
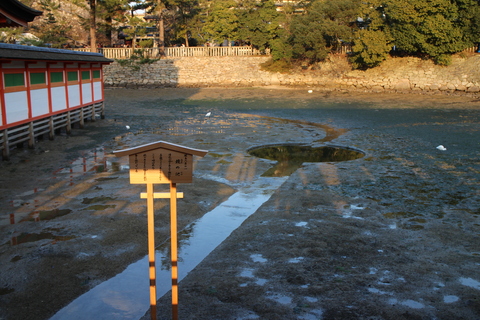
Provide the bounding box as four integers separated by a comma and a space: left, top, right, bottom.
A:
74, 46, 267, 59
74, 44, 479, 60
463, 46, 480, 53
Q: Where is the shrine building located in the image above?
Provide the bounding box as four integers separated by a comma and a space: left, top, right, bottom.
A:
0, 0, 113, 160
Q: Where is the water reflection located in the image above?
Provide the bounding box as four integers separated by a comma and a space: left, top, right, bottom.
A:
9, 231, 75, 246
19, 209, 72, 222
49, 176, 287, 320
248, 144, 364, 177
4, 148, 129, 227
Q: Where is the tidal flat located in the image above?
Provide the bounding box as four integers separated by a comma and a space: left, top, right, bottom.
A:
0, 87, 479, 320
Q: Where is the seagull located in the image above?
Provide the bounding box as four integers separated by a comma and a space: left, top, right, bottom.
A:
205, 112, 211, 117
126, 125, 130, 130
436, 145, 447, 151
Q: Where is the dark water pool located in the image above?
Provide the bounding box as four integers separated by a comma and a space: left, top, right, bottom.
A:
248, 144, 364, 177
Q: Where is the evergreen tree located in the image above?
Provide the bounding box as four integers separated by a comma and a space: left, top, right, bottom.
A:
237, 0, 284, 52
32, 0, 72, 47
384, 0, 466, 65
453, 0, 480, 47
202, 0, 238, 45
290, 0, 360, 62
351, 29, 391, 68
349, 0, 391, 68
122, 15, 153, 47
169, 0, 201, 46
0, 28, 24, 44
88, 0, 97, 51
97, 0, 130, 46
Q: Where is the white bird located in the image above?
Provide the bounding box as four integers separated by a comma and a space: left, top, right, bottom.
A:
436, 145, 447, 151
126, 125, 130, 130
205, 112, 211, 117
308, 90, 313, 93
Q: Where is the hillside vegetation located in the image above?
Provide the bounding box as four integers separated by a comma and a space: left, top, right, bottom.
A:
10, 0, 480, 70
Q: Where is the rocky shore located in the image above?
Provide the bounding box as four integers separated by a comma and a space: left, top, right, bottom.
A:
103, 54, 480, 95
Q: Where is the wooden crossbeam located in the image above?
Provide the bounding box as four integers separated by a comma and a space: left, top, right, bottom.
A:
140, 192, 184, 199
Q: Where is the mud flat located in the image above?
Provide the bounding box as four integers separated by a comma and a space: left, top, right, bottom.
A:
0, 88, 479, 320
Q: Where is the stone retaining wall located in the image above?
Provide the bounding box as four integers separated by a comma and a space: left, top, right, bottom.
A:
103, 55, 480, 93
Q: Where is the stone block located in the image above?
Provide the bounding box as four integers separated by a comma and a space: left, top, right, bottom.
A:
467, 86, 480, 92
393, 79, 411, 90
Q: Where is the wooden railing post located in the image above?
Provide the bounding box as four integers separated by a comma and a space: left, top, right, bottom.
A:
2, 129, 9, 160
73, 46, 273, 59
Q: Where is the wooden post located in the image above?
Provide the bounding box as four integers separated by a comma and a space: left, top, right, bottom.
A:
147, 183, 157, 320
49, 116, 54, 140
28, 122, 35, 148
100, 102, 105, 119
66, 111, 72, 134
113, 141, 207, 320
170, 182, 179, 320
79, 107, 85, 129
2, 129, 9, 160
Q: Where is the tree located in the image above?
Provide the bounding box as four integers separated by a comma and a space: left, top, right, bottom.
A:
0, 28, 23, 44
453, 0, 480, 47
97, 0, 129, 46
88, 0, 97, 51
290, 10, 328, 62
350, 29, 391, 68
349, 0, 392, 68
383, 0, 467, 65
237, 0, 284, 52
202, 0, 238, 45
31, 0, 72, 47
122, 15, 153, 47
315, 0, 361, 52
289, 0, 360, 62
169, 0, 201, 46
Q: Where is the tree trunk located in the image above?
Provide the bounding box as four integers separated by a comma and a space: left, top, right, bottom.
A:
106, 16, 113, 46
89, 0, 96, 52
185, 32, 189, 47
158, 14, 165, 56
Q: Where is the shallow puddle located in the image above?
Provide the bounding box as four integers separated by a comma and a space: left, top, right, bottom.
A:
82, 196, 116, 205
19, 209, 72, 223
0, 287, 14, 295
50, 176, 288, 320
8, 231, 75, 246
248, 144, 364, 177
4, 147, 127, 226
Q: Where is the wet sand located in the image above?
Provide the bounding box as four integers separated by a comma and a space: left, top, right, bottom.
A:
0, 87, 479, 320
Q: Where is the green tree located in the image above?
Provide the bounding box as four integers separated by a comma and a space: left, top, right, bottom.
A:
349, 0, 391, 68
169, 0, 201, 46
97, 0, 130, 46
122, 15, 153, 47
453, 0, 480, 46
237, 0, 284, 52
202, 0, 238, 45
289, 0, 360, 62
351, 29, 391, 68
0, 28, 23, 44
384, 0, 466, 65
290, 11, 328, 61
316, 0, 361, 52
31, 0, 72, 47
